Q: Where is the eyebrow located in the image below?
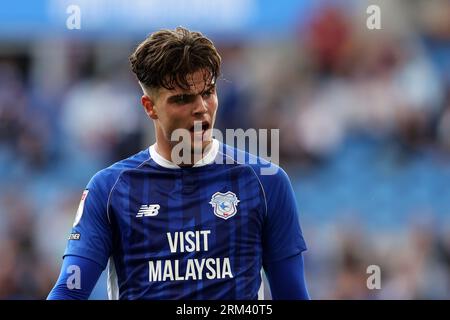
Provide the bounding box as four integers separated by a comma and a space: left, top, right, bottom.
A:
166, 83, 216, 103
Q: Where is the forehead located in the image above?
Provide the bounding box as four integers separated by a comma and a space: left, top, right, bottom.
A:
163, 69, 215, 95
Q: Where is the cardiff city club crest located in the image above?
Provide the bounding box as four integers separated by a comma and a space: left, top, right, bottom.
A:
209, 191, 240, 220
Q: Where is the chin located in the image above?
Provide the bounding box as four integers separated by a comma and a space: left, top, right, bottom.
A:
190, 139, 210, 152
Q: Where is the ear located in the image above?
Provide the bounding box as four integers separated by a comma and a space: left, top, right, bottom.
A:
141, 95, 158, 120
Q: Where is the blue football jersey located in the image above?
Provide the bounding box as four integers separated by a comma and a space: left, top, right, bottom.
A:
64, 139, 307, 299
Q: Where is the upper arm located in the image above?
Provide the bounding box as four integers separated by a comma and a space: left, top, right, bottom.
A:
260, 168, 309, 299
259, 167, 307, 263
64, 172, 113, 269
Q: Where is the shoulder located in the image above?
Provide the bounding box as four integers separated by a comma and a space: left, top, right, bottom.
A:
88, 148, 150, 191
218, 143, 296, 217
219, 142, 289, 186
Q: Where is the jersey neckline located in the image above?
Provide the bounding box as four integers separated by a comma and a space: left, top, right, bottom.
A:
148, 139, 220, 169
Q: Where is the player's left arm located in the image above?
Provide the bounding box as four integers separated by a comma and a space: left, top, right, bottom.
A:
258, 165, 310, 299
264, 252, 310, 300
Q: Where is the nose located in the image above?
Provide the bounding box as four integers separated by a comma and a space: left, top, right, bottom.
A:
192, 95, 208, 116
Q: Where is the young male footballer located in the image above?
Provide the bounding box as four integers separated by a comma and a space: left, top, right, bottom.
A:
48, 27, 309, 300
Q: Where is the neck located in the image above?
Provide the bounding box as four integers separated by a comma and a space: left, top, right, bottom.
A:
155, 140, 213, 167
154, 127, 215, 167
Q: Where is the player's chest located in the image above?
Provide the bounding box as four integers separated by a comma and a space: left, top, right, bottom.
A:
109, 169, 265, 231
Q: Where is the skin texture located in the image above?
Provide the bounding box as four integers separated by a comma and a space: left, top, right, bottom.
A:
140, 69, 218, 166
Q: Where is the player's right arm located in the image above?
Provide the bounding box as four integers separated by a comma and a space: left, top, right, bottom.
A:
47, 171, 114, 300
47, 255, 103, 299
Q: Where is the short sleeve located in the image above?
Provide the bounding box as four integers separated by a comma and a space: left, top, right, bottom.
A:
260, 167, 307, 264
63, 172, 113, 269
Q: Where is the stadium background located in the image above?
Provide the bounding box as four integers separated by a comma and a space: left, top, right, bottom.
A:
0, 0, 449, 299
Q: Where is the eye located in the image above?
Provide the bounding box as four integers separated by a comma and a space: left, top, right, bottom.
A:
202, 91, 211, 98
202, 89, 214, 99
174, 95, 187, 104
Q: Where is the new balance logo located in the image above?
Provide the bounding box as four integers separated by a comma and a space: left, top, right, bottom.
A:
136, 204, 160, 217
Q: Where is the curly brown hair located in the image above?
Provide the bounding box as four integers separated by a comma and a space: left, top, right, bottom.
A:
129, 27, 221, 93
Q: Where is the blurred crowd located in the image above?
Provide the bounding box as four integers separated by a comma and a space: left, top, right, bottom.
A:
1, 0, 450, 299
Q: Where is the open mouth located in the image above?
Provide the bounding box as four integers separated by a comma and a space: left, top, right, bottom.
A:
189, 121, 210, 133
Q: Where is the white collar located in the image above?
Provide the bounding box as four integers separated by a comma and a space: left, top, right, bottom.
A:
149, 139, 219, 169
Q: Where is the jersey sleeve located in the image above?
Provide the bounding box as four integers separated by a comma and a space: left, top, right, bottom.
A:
264, 252, 310, 300
63, 172, 113, 269
259, 166, 307, 263
47, 255, 104, 300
